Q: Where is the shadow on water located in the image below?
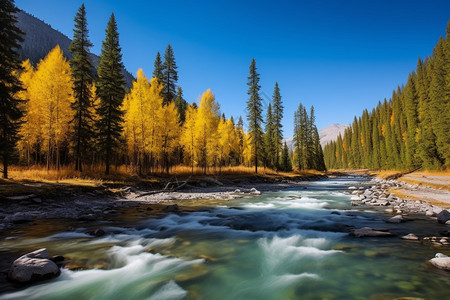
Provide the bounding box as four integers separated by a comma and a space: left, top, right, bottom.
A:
1, 176, 449, 299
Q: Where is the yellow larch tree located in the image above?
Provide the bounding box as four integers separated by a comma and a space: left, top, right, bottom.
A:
181, 104, 197, 173
32, 45, 73, 170
216, 118, 236, 171
194, 89, 220, 174
17, 60, 37, 165
159, 101, 180, 173
243, 132, 253, 167
146, 77, 164, 171
123, 69, 152, 173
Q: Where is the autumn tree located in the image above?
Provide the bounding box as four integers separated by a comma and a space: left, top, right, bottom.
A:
246, 58, 264, 173
69, 3, 95, 172
33, 46, 73, 170
181, 104, 197, 173
96, 14, 126, 175
0, 0, 24, 178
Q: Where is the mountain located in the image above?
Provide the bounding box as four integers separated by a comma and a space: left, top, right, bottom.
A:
319, 124, 349, 147
15, 10, 134, 87
282, 124, 349, 150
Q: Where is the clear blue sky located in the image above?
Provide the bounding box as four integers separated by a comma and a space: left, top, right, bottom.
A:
16, 0, 450, 137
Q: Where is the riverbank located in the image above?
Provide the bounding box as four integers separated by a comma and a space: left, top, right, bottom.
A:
0, 173, 327, 233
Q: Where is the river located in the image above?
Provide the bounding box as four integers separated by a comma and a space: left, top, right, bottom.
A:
0, 176, 449, 299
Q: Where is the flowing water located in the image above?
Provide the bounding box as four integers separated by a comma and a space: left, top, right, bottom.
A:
1, 177, 449, 299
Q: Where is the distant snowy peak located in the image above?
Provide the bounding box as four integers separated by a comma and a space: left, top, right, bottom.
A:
283, 124, 349, 150
319, 124, 349, 147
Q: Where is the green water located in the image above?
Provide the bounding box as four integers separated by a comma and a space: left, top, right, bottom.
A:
0, 177, 449, 299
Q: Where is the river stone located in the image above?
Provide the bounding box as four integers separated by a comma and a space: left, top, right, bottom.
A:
164, 204, 179, 212
429, 253, 450, 271
250, 188, 261, 195
8, 248, 60, 283
348, 186, 357, 190
350, 195, 361, 201
436, 210, 450, 224
401, 233, 419, 240
350, 227, 396, 237
10, 212, 33, 223
387, 215, 403, 224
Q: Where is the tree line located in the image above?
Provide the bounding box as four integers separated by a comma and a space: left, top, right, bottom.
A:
0, 1, 325, 178
323, 20, 450, 171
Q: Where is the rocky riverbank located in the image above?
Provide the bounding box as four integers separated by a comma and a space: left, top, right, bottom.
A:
0, 175, 326, 233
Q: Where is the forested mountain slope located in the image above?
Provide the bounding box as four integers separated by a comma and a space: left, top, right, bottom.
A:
15, 10, 134, 87
323, 21, 450, 170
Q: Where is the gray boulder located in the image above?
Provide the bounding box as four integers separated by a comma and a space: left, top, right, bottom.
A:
8, 248, 60, 283
387, 215, 404, 224
401, 233, 419, 240
436, 210, 450, 224
350, 227, 396, 237
429, 253, 450, 271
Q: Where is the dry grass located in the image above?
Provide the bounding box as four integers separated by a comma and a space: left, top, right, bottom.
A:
5, 165, 324, 186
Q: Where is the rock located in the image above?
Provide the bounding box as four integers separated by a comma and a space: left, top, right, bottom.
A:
429, 253, 450, 271
87, 228, 106, 237
446, 220, 450, 225
436, 210, 450, 224
401, 233, 419, 241
250, 188, 261, 195
8, 248, 60, 283
387, 215, 404, 224
234, 189, 241, 193
330, 211, 341, 215
348, 186, 357, 190
350, 227, 396, 237
425, 210, 434, 217
146, 206, 153, 211
10, 212, 33, 223
32, 197, 42, 204
164, 204, 179, 212
350, 195, 361, 201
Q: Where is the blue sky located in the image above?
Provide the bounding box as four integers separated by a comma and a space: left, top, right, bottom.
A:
16, 0, 450, 137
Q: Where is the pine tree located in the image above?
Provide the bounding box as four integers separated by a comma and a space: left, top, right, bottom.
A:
95, 14, 126, 175
263, 103, 275, 168
153, 51, 163, 82
0, 0, 24, 178
272, 82, 283, 170
69, 3, 94, 172
174, 86, 187, 124
162, 44, 178, 104
280, 142, 292, 171
246, 58, 264, 173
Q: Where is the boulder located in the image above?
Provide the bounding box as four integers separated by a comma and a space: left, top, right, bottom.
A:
387, 215, 404, 224
10, 212, 33, 223
429, 253, 450, 271
348, 186, 357, 190
436, 210, 450, 224
401, 233, 419, 241
250, 188, 261, 195
8, 248, 60, 283
350, 227, 396, 237
164, 204, 179, 212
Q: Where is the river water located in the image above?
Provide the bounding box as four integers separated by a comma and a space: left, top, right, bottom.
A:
0, 176, 449, 299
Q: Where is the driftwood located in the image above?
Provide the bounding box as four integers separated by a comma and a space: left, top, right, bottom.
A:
136, 176, 191, 198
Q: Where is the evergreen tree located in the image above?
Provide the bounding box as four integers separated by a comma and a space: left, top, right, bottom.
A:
263, 103, 275, 168
95, 14, 126, 175
69, 3, 94, 172
0, 0, 24, 178
174, 86, 186, 124
272, 82, 284, 170
280, 142, 292, 171
153, 51, 164, 82
246, 58, 264, 173
162, 44, 178, 104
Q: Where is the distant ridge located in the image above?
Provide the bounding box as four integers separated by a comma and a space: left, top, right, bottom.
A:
318, 124, 349, 147
15, 10, 134, 87
283, 123, 349, 150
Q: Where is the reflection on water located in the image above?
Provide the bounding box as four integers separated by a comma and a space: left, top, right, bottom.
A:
1, 177, 449, 299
